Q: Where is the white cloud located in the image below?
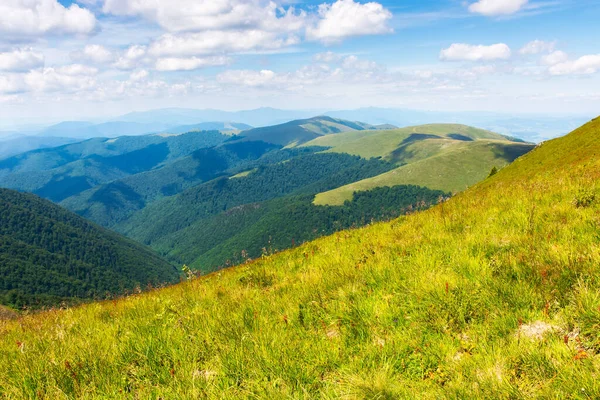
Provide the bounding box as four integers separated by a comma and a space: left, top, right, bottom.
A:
306, 0, 393, 43
0, 0, 96, 38
217, 69, 277, 87
129, 70, 149, 81
519, 40, 555, 55
468, 0, 528, 16
541, 50, 568, 66
0, 49, 44, 72
102, 0, 306, 33
24, 65, 97, 93
148, 30, 299, 58
341, 55, 378, 71
313, 51, 343, 63
155, 56, 231, 71
0, 74, 26, 94
113, 45, 148, 70
440, 43, 511, 61
549, 54, 600, 76
71, 44, 114, 64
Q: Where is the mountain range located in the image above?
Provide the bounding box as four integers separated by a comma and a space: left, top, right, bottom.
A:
0, 115, 535, 278
1, 114, 598, 397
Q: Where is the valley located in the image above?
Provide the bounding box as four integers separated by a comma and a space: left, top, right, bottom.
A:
0, 116, 532, 283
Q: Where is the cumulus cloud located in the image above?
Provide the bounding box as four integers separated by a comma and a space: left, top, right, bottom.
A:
519, 40, 555, 55
155, 56, 231, 71
0, 0, 96, 38
468, 0, 528, 16
0, 49, 44, 72
129, 70, 149, 81
541, 50, 568, 66
0, 74, 26, 94
24, 64, 98, 93
113, 45, 148, 70
148, 30, 299, 58
71, 44, 114, 64
217, 69, 278, 87
549, 54, 600, 76
440, 43, 511, 62
306, 0, 393, 43
102, 0, 306, 33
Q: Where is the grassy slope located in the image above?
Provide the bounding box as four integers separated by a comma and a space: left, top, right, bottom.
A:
1, 118, 600, 398
315, 140, 534, 205
302, 123, 509, 160
303, 123, 532, 206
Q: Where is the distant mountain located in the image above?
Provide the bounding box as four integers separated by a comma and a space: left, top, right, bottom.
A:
236, 116, 385, 146
57, 116, 389, 227
160, 122, 253, 135
0, 130, 229, 202
0, 188, 178, 308
39, 120, 174, 139
0, 136, 78, 160
114, 107, 320, 127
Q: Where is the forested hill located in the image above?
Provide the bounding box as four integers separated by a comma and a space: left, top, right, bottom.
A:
0, 189, 178, 308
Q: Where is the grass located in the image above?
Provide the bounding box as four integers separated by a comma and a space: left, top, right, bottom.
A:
301, 123, 510, 161
229, 169, 256, 179
1, 118, 600, 398
315, 140, 534, 205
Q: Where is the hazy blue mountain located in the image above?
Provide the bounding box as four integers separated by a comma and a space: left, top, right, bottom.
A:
0, 130, 230, 202
39, 121, 174, 139
113, 107, 321, 127
160, 122, 253, 134
0, 136, 79, 160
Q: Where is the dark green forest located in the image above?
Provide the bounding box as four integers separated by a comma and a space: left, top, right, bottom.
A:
157, 185, 449, 272
118, 152, 397, 244
0, 189, 178, 309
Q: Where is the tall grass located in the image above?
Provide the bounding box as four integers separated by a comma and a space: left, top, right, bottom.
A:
1, 118, 600, 398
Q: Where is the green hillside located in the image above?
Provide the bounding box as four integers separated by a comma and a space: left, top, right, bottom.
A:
139, 186, 448, 272
302, 123, 534, 205
0, 189, 178, 309
315, 140, 534, 205
0, 118, 598, 397
302, 123, 512, 160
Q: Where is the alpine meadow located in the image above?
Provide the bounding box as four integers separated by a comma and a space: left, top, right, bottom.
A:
1, 0, 599, 399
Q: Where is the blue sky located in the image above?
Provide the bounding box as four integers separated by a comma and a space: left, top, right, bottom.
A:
0, 0, 599, 124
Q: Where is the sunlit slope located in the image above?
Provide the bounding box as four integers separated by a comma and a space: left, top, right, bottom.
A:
302, 123, 512, 160
1, 118, 600, 398
315, 139, 534, 205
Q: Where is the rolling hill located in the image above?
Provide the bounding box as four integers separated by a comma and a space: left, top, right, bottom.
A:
0, 117, 598, 397
0, 188, 178, 309
302, 124, 535, 205
0, 136, 79, 160
0, 130, 230, 202
236, 116, 393, 147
